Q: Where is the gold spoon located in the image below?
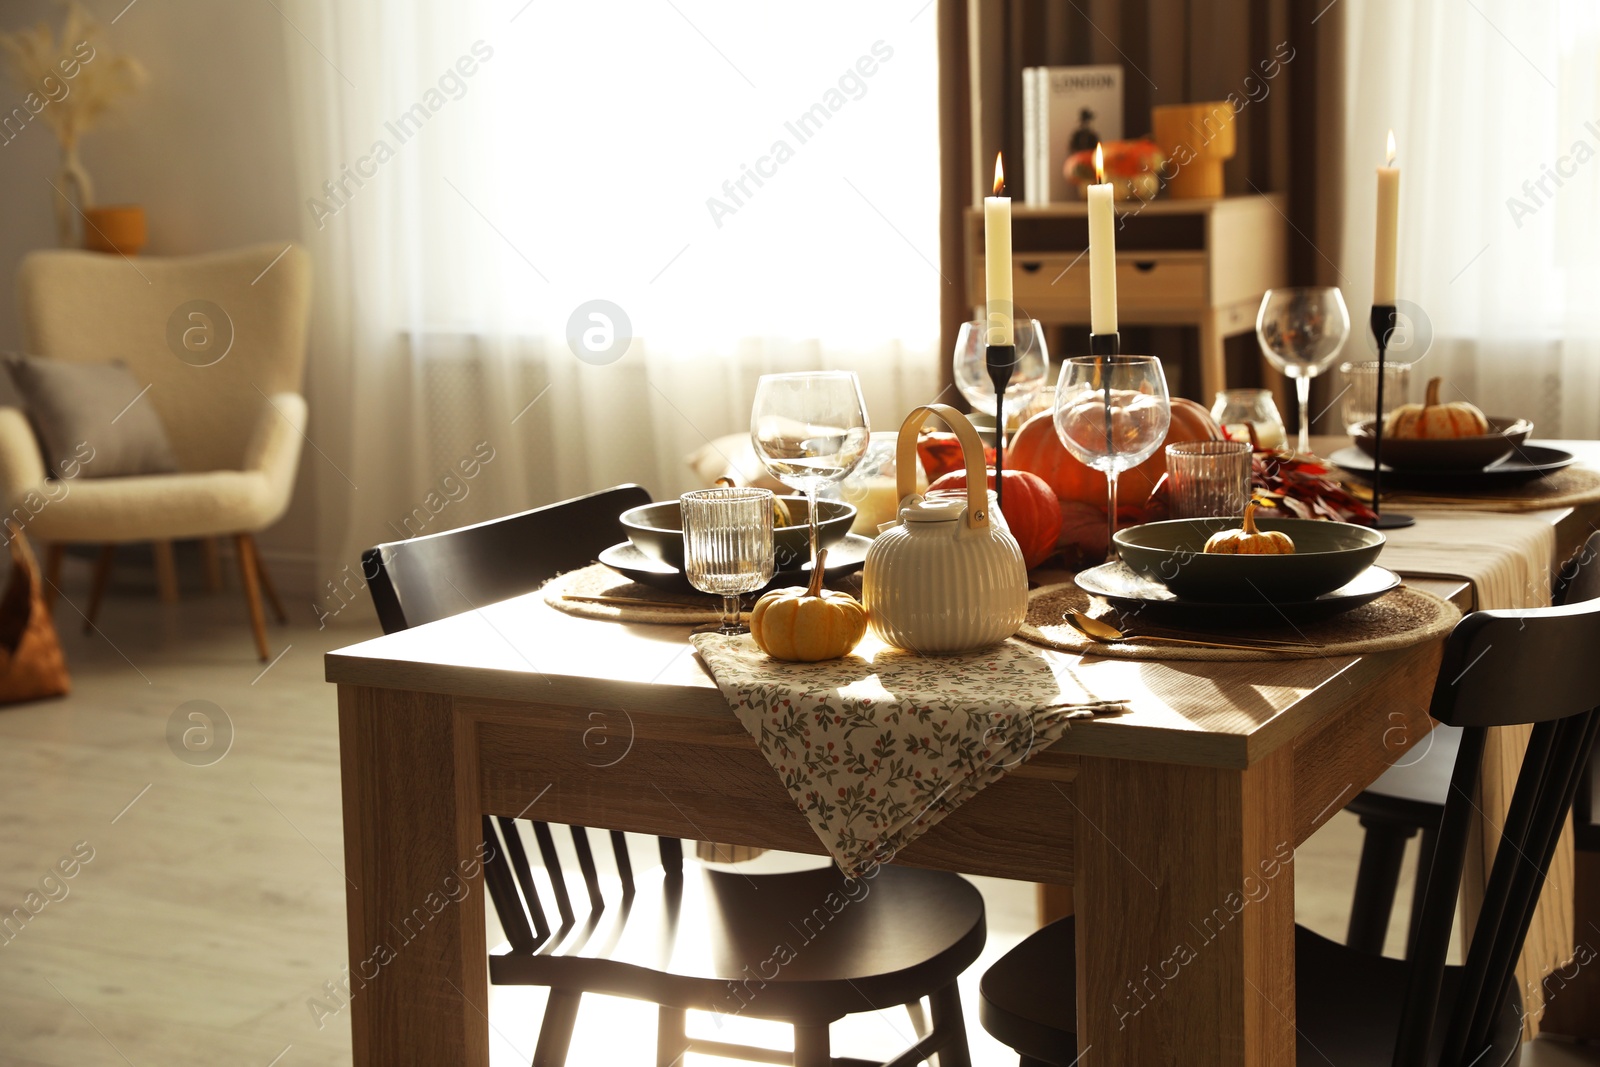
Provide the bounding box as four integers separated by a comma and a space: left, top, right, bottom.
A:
1064, 610, 1321, 654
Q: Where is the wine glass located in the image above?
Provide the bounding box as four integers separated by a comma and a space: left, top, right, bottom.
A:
750, 371, 870, 569
681, 487, 775, 635
1255, 287, 1351, 454
1053, 355, 1172, 562
953, 318, 1050, 439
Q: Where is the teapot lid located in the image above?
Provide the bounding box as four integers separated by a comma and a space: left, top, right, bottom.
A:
901, 490, 975, 524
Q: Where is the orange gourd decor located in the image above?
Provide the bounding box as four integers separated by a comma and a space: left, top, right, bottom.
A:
1202, 502, 1296, 554
750, 549, 868, 662
1384, 376, 1490, 438
926, 468, 1063, 569
1009, 397, 1222, 557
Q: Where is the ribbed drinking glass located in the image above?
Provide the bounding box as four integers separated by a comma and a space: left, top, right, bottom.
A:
681, 487, 775, 635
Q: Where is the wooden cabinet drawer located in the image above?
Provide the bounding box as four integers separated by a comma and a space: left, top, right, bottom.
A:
973, 253, 1208, 319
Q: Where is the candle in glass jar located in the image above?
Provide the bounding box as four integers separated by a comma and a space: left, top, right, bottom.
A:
984, 153, 1013, 346
1088, 143, 1118, 335
1374, 130, 1399, 305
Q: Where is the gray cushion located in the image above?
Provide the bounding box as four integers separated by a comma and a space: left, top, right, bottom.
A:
4, 356, 179, 478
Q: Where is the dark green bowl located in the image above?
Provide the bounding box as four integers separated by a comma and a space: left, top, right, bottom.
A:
621, 496, 855, 573
1113, 517, 1385, 603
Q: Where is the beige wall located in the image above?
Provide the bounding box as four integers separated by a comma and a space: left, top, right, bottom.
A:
0, 0, 319, 596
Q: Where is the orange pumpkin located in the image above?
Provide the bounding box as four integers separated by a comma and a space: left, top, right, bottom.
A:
1384, 376, 1490, 438
927, 467, 1063, 569
1203, 502, 1296, 554
1009, 397, 1222, 558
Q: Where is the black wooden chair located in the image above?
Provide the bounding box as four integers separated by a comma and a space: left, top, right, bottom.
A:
364, 485, 985, 1067
1342, 531, 1600, 956
977, 530, 1600, 1066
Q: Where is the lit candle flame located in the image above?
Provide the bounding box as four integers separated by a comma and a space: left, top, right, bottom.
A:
993, 153, 1005, 196
1094, 143, 1106, 184
1386, 129, 1396, 166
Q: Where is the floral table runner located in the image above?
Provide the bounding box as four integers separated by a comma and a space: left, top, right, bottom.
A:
690, 632, 1124, 876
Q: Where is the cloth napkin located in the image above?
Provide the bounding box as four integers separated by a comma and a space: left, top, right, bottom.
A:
690, 632, 1124, 876
1380, 510, 1558, 609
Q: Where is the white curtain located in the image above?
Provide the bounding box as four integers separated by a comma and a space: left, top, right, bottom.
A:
1341, 0, 1600, 438
280, 1, 943, 594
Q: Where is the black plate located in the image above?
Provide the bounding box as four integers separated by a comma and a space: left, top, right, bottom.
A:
1074, 561, 1403, 625
1329, 444, 1574, 490
598, 534, 872, 595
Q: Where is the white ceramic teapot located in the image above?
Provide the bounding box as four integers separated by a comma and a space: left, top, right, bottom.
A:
862, 404, 1029, 654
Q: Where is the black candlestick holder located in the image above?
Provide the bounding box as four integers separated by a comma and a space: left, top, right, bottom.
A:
1368, 304, 1415, 530
986, 340, 1015, 509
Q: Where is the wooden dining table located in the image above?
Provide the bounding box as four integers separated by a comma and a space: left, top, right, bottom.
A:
325, 439, 1600, 1067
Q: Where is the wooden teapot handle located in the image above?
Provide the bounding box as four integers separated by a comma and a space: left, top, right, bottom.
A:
895, 403, 989, 530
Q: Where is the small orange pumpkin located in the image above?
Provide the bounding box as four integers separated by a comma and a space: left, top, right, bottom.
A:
1203, 502, 1296, 555
1384, 377, 1490, 438
749, 549, 868, 662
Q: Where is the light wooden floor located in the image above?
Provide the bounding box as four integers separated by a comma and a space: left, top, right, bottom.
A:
0, 556, 1595, 1066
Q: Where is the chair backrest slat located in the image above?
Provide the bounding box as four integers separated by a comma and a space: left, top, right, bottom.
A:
482, 817, 539, 954
659, 837, 684, 880
495, 816, 551, 946
532, 822, 576, 929
1467, 708, 1600, 1054
1437, 718, 1562, 1065
570, 826, 606, 913
610, 830, 636, 897
1394, 724, 1487, 1066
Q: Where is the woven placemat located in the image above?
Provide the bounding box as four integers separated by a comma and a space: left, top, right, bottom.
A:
1019, 580, 1461, 661
1377, 465, 1600, 512
543, 562, 864, 625
542, 563, 727, 624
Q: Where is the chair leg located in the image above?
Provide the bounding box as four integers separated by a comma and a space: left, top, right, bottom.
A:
928, 981, 972, 1067
655, 1005, 688, 1067
233, 533, 270, 661
532, 990, 582, 1067
1404, 824, 1439, 958
43, 543, 63, 608
198, 537, 224, 592
792, 1022, 831, 1067
1347, 816, 1416, 955
151, 540, 180, 603
903, 996, 930, 1039
84, 544, 116, 631
245, 534, 288, 623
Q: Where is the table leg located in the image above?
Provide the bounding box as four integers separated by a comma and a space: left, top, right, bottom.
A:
339, 686, 489, 1066
1074, 745, 1296, 1065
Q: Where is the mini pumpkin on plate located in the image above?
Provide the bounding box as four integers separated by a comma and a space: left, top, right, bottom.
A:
1385, 376, 1490, 438
749, 549, 868, 661
1203, 502, 1296, 555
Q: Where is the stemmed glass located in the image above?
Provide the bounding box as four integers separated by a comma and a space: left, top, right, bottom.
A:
1255, 287, 1351, 454
1053, 355, 1172, 562
953, 317, 1050, 439
750, 371, 870, 569
681, 487, 775, 635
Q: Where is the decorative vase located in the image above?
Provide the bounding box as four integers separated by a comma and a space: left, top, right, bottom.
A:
82, 204, 148, 256
51, 148, 94, 248
1152, 102, 1236, 200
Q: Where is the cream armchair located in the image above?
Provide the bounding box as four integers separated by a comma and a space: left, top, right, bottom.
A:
6, 242, 312, 660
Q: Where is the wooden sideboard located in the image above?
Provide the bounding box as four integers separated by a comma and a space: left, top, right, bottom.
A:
964, 193, 1290, 403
